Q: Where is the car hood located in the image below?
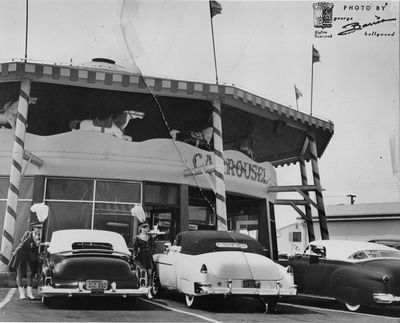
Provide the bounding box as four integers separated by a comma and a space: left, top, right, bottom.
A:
198, 252, 282, 280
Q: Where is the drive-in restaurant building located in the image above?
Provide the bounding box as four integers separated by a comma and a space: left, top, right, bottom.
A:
0, 59, 334, 270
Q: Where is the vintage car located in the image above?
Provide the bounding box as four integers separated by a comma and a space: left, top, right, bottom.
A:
38, 229, 149, 307
152, 230, 297, 310
288, 239, 400, 311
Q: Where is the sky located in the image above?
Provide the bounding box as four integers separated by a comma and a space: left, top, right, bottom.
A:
1, 0, 399, 228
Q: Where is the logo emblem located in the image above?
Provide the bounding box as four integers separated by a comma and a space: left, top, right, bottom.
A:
313, 2, 334, 28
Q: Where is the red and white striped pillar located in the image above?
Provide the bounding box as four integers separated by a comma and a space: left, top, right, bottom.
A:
0, 78, 31, 271
212, 97, 227, 231
308, 133, 329, 240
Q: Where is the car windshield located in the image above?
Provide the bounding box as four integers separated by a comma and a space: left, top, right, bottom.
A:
349, 249, 400, 260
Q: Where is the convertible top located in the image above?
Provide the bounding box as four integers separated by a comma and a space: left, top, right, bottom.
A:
176, 231, 265, 256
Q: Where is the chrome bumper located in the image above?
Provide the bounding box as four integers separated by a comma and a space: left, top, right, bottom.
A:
39, 285, 149, 298
195, 283, 297, 296
373, 293, 400, 304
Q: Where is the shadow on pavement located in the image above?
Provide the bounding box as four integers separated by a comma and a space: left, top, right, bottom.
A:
153, 290, 318, 315
40, 296, 168, 311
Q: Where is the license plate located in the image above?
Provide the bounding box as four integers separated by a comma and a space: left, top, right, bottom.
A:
86, 280, 108, 290
242, 280, 260, 288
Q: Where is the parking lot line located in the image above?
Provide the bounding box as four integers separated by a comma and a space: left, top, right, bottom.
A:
281, 302, 399, 321
0, 288, 15, 309
141, 298, 222, 323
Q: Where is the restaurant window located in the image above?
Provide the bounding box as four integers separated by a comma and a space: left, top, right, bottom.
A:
0, 177, 33, 247
188, 187, 216, 230
44, 178, 141, 244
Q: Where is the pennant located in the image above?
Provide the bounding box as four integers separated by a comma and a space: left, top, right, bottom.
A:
210, 0, 222, 18
312, 46, 321, 63
295, 85, 303, 100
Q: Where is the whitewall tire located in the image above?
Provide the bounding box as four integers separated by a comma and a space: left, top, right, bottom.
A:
345, 303, 361, 312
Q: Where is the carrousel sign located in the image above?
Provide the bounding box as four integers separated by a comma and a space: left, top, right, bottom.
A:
191, 150, 277, 199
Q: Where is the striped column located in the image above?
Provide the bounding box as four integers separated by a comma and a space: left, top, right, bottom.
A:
0, 78, 31, 271
212, 97, 227, 231
308, 134, 329, 240
299, 157, 316, 242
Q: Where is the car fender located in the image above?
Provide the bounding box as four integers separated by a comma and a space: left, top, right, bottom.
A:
176, 255, 204, 294
329, 266, 384, 305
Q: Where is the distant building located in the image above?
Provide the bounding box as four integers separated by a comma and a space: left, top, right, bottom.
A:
277, 202, 400, 255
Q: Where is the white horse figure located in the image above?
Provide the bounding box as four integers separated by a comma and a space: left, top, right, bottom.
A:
0, 97, 37, 129
184, 126, 213, 150
69, 110, 145, 141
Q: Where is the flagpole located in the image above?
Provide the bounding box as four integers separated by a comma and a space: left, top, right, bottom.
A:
24, 0, 29, 62
209, 12, 219, 85
310, 45, 314, 116
294, 84, 299, 111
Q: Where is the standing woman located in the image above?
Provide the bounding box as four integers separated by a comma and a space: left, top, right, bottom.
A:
132, 222, 155, 298
15, 222, 42, 299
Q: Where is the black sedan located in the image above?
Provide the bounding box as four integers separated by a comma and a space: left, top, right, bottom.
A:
38, 229, 149, 307
288, 240, 400, 311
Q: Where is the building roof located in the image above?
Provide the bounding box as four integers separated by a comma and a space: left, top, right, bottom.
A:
0, 60, 334, 166
305, 202, 400, 222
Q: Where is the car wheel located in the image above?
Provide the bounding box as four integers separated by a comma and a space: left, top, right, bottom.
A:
151, 272, 161, 297
344, 303, 361, 312
185, 294, 200, 308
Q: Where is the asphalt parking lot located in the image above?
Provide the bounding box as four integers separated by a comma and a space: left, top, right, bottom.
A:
1, 288, 400, 322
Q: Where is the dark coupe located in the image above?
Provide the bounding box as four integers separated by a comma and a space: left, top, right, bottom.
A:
38, 229, 148, 307
288, 239, 400, 311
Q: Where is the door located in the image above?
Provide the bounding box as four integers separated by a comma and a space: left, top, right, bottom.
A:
290, 254, 326, 295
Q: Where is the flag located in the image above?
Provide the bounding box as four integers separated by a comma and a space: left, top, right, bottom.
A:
210, 0, 222, 18
312, 46, 320, 63
294, 85, 303, 100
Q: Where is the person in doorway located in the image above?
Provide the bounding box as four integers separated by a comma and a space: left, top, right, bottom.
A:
15, 222, 41, 300
132, 222, 155, 298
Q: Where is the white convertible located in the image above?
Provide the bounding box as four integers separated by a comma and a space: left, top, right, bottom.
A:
152, 230, 296, 310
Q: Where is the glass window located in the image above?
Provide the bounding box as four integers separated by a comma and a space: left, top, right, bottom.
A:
0, 201, 31, 248
45, 202, 92, 241
0, 177, 34, 199
144, 183, 178, 205
46, 179, 93, 200
93, 203, 133, 244
95, 181, 140, 203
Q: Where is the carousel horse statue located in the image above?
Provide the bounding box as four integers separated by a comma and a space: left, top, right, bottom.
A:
183, 127, 213, 151
235, 137, 255, 160
69, 110, 145, 141
0, 97, 37, 129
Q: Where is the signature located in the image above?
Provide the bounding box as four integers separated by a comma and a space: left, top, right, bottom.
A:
338, 16, 397, 36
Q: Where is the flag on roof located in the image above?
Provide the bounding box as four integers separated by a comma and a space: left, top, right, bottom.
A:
294, 85, 303, 100
312, 46, 321, 63
210, 0, 222, 18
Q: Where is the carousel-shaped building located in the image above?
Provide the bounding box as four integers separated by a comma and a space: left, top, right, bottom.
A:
0, 59, 334, 270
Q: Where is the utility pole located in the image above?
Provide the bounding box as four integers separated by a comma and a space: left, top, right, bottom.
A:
347, 194, 356, 205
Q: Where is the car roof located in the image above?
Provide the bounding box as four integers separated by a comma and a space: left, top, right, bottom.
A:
176, 230, 265, 255
309, 239, 399, 260
48, 229, 130, 255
